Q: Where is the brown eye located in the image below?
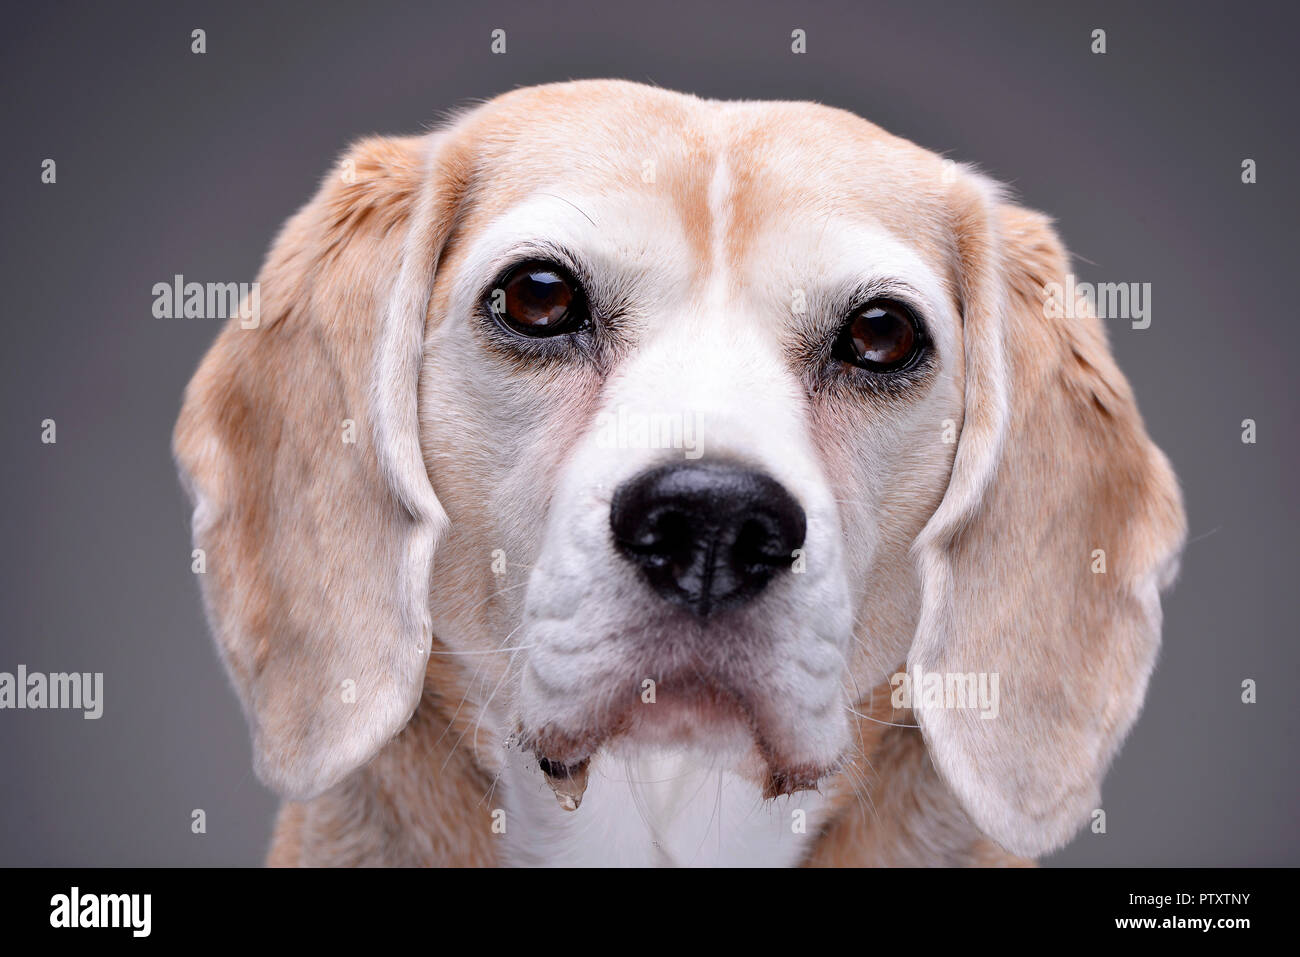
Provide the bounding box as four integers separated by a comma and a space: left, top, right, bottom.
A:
493, 261, 584, 336
833, 299, 922, 371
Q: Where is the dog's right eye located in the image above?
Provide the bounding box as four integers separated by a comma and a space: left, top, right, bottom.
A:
490, 261, 587, 336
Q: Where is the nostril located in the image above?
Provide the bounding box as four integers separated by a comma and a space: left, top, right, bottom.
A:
617, 507, 694, 568
733, 514, 796, 570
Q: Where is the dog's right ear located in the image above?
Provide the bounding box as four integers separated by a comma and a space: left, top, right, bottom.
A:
174, 130, 470, 799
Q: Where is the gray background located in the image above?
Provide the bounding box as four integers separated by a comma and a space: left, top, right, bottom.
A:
1, 0, 1295, 866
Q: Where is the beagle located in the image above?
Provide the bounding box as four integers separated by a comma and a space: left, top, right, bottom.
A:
174, 80, 1186, 867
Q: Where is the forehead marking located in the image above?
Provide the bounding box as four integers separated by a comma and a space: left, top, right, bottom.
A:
705, 147, 732, 307
665, 122, 714, 281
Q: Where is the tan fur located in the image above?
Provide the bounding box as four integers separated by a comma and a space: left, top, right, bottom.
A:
175, 80, 1184, 866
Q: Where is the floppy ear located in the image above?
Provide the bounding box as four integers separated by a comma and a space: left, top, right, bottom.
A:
174, 131, 467, 799
909, 174, 1187, 857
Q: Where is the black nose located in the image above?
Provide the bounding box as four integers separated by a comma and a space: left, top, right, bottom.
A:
610, 462, 807, 619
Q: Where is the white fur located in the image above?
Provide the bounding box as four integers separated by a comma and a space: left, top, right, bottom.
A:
500, 745, 829, 867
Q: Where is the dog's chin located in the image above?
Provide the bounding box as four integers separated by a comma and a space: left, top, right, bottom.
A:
521, 678, 842, 809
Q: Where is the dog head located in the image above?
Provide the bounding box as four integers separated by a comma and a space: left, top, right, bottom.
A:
175, 80, 1185, 858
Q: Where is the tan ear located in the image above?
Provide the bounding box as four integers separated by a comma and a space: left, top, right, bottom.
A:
909, 174, 1187, 857
174, 132, 467, 799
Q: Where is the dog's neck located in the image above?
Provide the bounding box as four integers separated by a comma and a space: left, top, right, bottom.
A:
267, 669, 1027, 867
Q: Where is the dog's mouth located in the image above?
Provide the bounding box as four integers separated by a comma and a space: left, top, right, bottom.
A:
536, 757, 592, 810
521, 675, 841, 811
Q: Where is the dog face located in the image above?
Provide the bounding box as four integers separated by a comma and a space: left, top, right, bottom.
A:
420, 88, 970, 796
175, 80, 1186, 858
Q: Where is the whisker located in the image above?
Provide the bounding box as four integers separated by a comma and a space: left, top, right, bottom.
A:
535, 191, 598, 227
463, 635, 533, 764
457, 579, 533, 618
845, 705, 919, 729
430, 621, 524, 754
429, 644, 538, 656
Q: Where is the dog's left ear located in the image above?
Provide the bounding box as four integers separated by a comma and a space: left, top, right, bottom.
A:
909, 172, 1187, 857
174, 131, 469, 799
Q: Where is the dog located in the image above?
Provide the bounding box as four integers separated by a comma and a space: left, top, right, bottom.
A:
174, 80, 1186, 867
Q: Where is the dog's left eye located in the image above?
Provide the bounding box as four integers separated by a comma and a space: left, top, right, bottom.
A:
832, 298, 923, 372
491, 261, 586, 336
